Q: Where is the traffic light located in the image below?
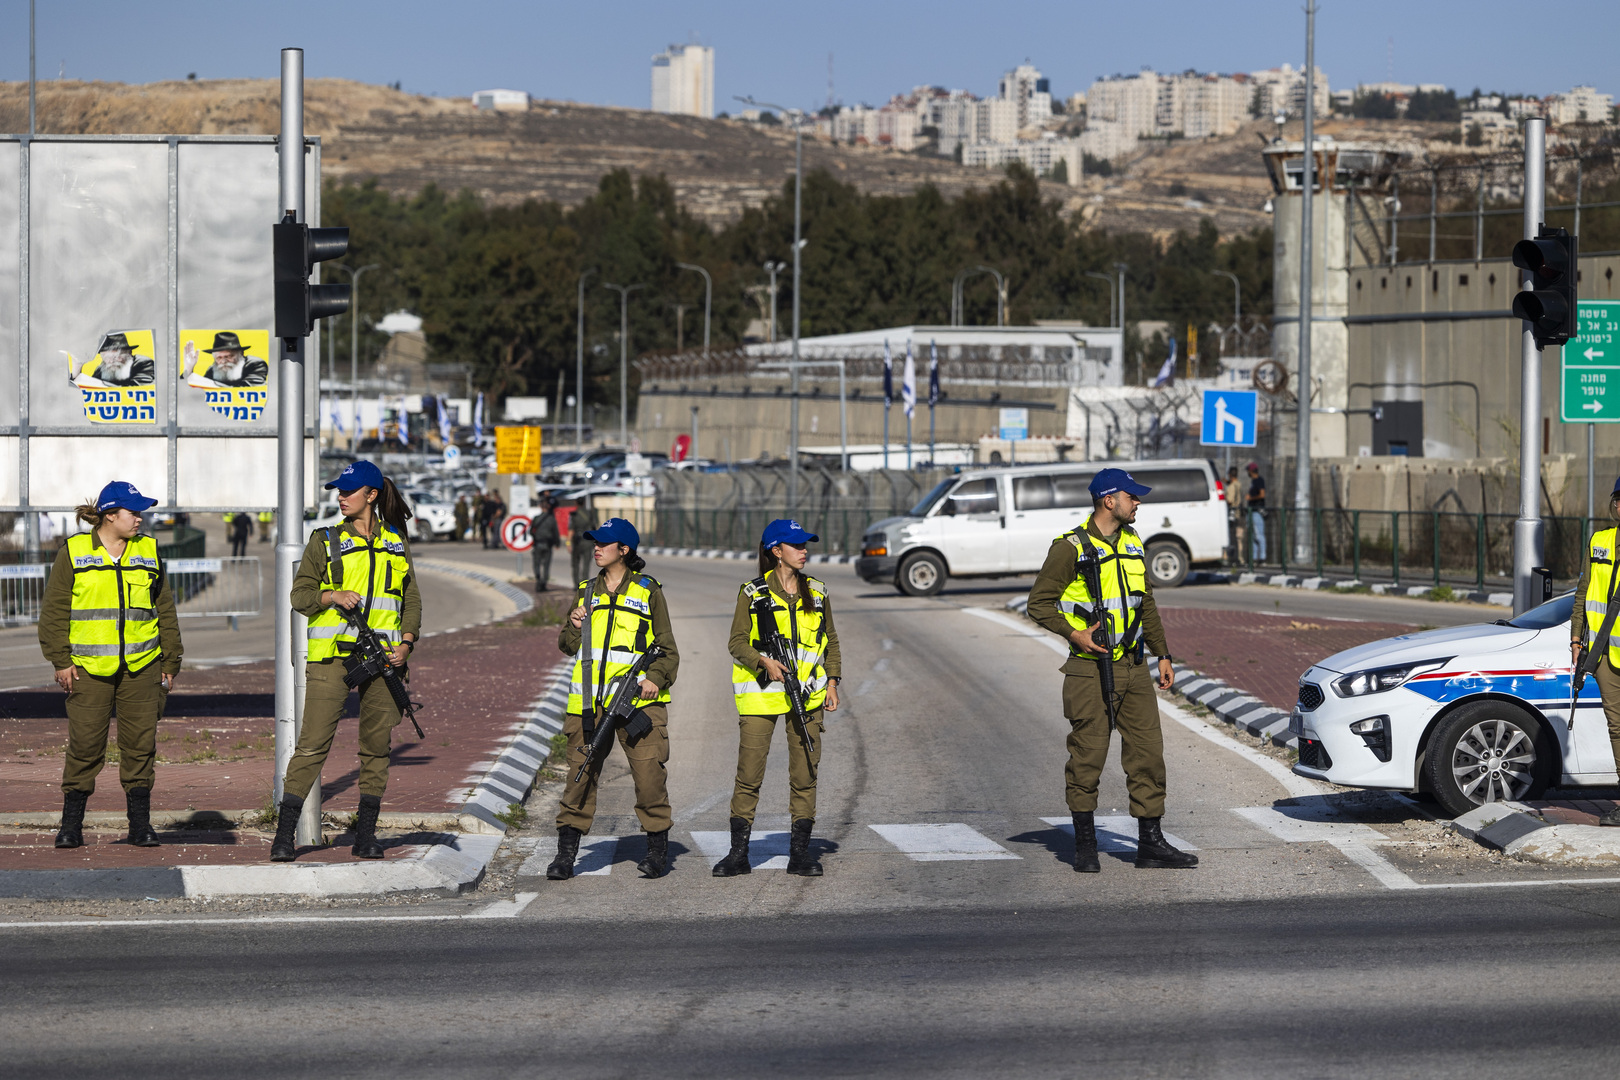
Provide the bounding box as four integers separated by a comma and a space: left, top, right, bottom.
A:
1511, 224, 1577, 349
273, 210, 352, 352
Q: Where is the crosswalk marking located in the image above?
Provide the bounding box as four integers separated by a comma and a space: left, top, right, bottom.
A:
1040, 816, 1200, 853
517, 835, 620, 876
868, 823, 1020, 861
1232, 801, 1388, 842
690, 829, 791, 870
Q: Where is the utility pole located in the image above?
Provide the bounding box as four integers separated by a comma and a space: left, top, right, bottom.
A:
764, 261, 784, 343
576, 268, 594, 449
1210, 269, 1241, 326
601, 282, 644, 446
1293, 2, 1317, 565
29, 0, 36, 135
1115, 263, 1129, 381
1084, 271, 1116, 326
676, 262, 712, 357
1514, 117, 1547, 615
331, 263, 378, 448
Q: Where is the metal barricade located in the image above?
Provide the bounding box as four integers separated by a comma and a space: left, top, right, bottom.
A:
167, 557, 264, 627
0, 564, 50, 627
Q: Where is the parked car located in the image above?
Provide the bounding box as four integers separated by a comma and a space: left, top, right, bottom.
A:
556, 450, 626, 480
855, 458, 1227, 596
1291, 591, 1613, 817
402, 489, 458, 541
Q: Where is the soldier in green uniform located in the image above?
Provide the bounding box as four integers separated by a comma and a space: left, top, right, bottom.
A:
548, 518, 681, 880
568, 494, 600, 587
1026, 468, 1198, 873
38, 481, 183, 849
712, 519, 841, 878
1569, 478, 1620, 826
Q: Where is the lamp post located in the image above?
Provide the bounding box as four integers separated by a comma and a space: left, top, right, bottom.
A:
1114, 262, 1129, 382
576, 268, 595, 449
601, 282, 645, 446
763, 260, 785, 343
1084, 271, 1116, 326
675, 262, 711, 357
1209, 269, 1241, 327
1294, 1, 1317, 565
738, 94, 809, 511
331, 263, 379, 448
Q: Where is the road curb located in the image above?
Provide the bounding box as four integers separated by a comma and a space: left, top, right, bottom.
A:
1444, 801, 1620, 866
415, 559, 537, 621
1229, 570, 1510, 607
1002, 595, 1297, 749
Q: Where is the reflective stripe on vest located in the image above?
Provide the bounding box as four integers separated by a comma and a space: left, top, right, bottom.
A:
566, 575, 672, 714
732, 575, 831, 714
306, 523, 412, 661
1585, 527, 1620, 666
65, 532, 163, 676
1056, 516, 1148, 663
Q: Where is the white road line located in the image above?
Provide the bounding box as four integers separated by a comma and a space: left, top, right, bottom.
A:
872, 658, 890, 673
1231, 804, 1388, 842
1159, 696, 1327, 800
962, 606, 1067, 655
690, 829, 791, 870
1040, 816, 1199, 853
466, 892, 539, 918
868, 823, 1020, 861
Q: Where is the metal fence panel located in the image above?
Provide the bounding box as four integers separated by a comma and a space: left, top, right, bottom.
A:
167, 556, 263, 618
0, 563, 48, 627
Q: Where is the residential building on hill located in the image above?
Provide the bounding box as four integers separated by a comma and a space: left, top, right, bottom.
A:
651, 44, 714, 119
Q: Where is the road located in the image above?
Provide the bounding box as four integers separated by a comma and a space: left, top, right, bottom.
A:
3, 556, 1614, 1078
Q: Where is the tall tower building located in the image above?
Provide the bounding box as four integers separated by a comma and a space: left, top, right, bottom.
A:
651, 44, 715, 119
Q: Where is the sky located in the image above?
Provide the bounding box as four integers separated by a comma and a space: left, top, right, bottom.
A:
2, 0, 1615, 112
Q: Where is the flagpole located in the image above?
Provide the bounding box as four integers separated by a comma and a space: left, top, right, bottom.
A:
906, 414, 912, 470
929, 339, 938, 467
883, 340, 892, 470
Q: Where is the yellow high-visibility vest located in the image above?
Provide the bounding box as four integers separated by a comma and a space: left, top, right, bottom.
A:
1056, 516, 1148, 662
65, 532, 163, 676
567, 574, 672, 714
1585, 527, 1620, 666
732, 574, 831, 714
306, 523, 411, 662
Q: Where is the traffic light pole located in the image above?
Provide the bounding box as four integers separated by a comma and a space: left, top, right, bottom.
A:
1513, 117, 1546, 616
273, 48, 320, 847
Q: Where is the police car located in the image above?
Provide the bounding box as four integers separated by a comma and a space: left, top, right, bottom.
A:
1292, 592, 1615, 818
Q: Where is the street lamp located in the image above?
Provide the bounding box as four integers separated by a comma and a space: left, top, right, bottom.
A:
576, 268, 595, 449
675, 262, 711, 357
330, 262, 380, 447
601, 282, 645, 446
1083, 271, 1116, 326
763, 260, 786, 343
1209, 269, 1242, 327
1114, 262, 1130, 382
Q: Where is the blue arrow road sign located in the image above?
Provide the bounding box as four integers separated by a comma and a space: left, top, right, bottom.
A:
1200, 389, 1258, 448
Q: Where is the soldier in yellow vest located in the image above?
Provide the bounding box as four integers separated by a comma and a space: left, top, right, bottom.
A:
38, 481, 182, 849
1026, 469, 1198, 873
271, 460, 421, 862
713, 519, 842, 878
548, 518, 681, 880
1570, 485, 1620, 826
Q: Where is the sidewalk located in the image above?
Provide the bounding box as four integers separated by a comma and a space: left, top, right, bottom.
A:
0, 569, 571, 899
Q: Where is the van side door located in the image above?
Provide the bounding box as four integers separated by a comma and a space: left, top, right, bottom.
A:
934, 477, 1007, 574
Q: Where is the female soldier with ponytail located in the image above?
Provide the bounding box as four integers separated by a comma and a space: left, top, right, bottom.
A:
271, 460, 420, 862
547, 518, 680, 880
39, 481, 183, 849
713, 519, 841, 878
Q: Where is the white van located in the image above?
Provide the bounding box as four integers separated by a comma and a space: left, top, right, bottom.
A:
855, 459, 1228, 596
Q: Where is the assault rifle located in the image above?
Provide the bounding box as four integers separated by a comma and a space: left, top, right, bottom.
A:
1074, 541, 1119, 732
749, 590, 818, 780
574, 644, 665, 783
338, 606, 426, 739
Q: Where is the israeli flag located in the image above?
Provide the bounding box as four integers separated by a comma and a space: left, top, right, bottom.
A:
329, 397, 345, 433
396, 400, 409, 446
473, 391, 485, 448
1152, 338, 1177, 389
902, 341, 917, 418
928, 339, 940, 407
437, 393, 453, 446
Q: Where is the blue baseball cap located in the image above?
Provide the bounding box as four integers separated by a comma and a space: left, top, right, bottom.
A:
324, 459, 384, 491
1089, 468, 1152, 500
762, 518, 819, 548
96, 480, 158, 514
584, 517, 640, 549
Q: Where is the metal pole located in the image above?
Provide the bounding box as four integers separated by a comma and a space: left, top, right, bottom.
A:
1514, 117, 1547, 615
1588, 421, 1595, 525
1475, 167, 1485, 262
839, 359, 848, 472
690, 404, 699, 463
1389, 173, 1400, 265
1428, 169, 1437, 263
1211, 269, 1241, 325
576, 268, 593, 449
790, 117, 803, 514
273, 48, 319, 848
1085, 271, 1115, 325
600, 283, 643, 446
1115, 264, 1128, 381
1293, 3, 1316, 564
676, 262, 711, 356
765, 262, 781, 343
29, 0, 36, 136
340, 264, 378, 451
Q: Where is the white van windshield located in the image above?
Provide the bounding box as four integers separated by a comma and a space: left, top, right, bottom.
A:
911, 479, 954, 516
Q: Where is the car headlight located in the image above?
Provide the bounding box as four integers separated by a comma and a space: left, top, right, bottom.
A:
1330, 658, 1451, 698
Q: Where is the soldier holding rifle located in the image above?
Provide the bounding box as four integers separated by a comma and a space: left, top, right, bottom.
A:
1569, 478, 1620, 827
548, 518, 681, 880
1026, 469, 1198, 874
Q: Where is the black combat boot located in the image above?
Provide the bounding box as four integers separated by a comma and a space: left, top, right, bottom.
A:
125, 787, 161, 847
55, 789, 89, 849
1072, 810, 1101, 873
352, 794, 385, 859
1135, 817, 1199, 869
785, 818, 823, 877
638, 829, 670, 878
269, 794, 303, 862
547, 825, 582, 880
711, 817, 752, 877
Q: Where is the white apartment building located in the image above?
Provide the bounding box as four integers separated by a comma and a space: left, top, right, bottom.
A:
1087, 71, 1160, 138
921, 90, 978, 157
1249, 63, 1329, 118
1180, 74, 1250, 138
1460, 109, 1516, 147
974, 97, 1019, 144
1078, 121, 1138, 162
830, 103, 922, 151
650, 44, 715, 119
1550, 86, 1614, 124
961, 136, 1082, 184
999, 63, 1053, 131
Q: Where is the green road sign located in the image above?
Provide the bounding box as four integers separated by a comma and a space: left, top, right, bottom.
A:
1561, 299, 1620, 422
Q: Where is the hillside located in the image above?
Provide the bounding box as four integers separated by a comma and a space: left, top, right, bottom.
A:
0, 78, 1448, 240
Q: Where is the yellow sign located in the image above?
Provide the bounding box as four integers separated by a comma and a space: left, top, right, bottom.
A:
1187, 325, 1198, 377
494, 426, 543, 474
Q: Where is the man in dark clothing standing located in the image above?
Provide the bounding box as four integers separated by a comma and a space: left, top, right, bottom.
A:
530, 496, 561, 590
1246, 462, 1267, 563
229, 512, 252, 557
480, 490, 506, 549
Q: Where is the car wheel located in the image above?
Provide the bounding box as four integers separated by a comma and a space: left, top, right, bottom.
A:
1421, 701, 1555, 819
1145, 542, 1189, 589
897, 551, 946, 597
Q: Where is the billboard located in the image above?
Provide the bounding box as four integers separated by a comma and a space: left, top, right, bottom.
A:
0, 135, 321, 512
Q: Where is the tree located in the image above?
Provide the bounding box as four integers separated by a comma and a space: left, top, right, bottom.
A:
1048, 158, 1069, 184
1352, 93, 1399, 120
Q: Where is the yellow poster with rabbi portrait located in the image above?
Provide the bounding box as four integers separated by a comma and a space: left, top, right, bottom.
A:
65, 329, 159, 425
181, 328, 271, 422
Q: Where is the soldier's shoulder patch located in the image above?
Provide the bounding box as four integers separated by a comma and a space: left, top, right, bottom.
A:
1596, 546, 1610, 560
